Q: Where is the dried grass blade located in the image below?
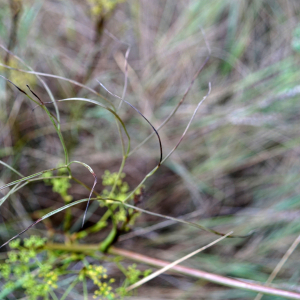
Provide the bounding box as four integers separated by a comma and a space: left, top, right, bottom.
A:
162, 82, 211, 163
126, 231, 232, 292
67, 161, 98, 226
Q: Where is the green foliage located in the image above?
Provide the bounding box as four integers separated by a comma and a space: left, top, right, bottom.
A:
42, 168, 72, 203
1, 236, 151, 299
79, 265, 115, 299
124, 264, 152, 285
1, 166, 143, 298
102, 170, 129, 202
100, 170, 141, 232
0, 236, 59, 300
116, 264, 152, 297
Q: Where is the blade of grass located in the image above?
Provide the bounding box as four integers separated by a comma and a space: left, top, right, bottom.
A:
0, 181, 28, 206
0, 165, 67, 192
118, 46, 130, 111
118, 209, 203, 241
103, 29, 131, 111
162, 82, 211, 163
67, 161, 98, 227
254, 233, 300, 300
126, 231, 232, 292
59, 278, 79, 300
0, 159, 24, 177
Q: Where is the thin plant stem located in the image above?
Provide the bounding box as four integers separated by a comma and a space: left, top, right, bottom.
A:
0, 165, 68, 191
0, 159, 24, 177
97, 80, 163, 165
162, 82, 211, 163
28, 176, 70, 182
0, 197, 248, 247
254, 234, 300, 300
118, 45, 130, 111
116, 119, 126, 157
0, 181, 28, 206
103, 29, 131, 111
104, 152, 127, 247
126, 231, 232, 291
118, 209, 203, 241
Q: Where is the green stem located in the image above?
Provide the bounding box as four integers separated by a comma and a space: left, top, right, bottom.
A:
45, 110, 69, 166
99, 226, 117, 253
109, 155, 126, 197
125, 165, 159, 201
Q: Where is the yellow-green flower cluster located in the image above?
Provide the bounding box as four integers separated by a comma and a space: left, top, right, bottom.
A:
24, 235, 47, 248
102, 170, 125, 186
43, 168, 73, 203
0, 236, 60, 300
22, 272, 58, 299
52, 176, 72, 202
125, 264, 151, 285
102, 170, 129, 202
42, 271, 58, 289
83, 265, 115, 299
114, 207, 126, 222
116, 264, 152, 297
87, 0, 124, 16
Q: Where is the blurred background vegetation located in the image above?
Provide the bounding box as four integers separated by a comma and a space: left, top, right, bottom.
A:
1, 0, 300, 299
